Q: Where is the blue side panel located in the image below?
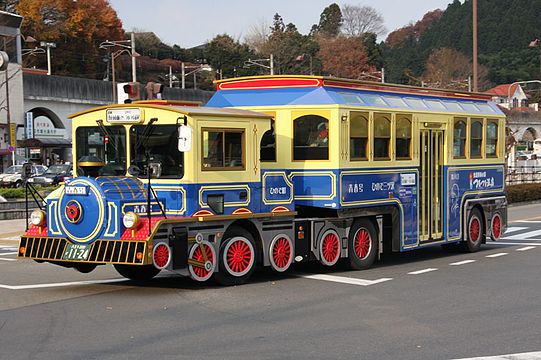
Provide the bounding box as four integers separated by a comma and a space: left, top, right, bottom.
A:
445, 165, 505, 241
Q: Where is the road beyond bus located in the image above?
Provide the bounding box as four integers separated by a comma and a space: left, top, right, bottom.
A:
0, 203, 540, 360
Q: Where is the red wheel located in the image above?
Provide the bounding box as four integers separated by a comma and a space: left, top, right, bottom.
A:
491, 213, 502, 240
353, 228, 372, 260
347, 219, 378, 270
223, 236, 255, 277
153, 242, 171, 269
319, 230, 340, 266
463, 208, 483, 252
269, 235, 293, 272
188, 241, 216, 282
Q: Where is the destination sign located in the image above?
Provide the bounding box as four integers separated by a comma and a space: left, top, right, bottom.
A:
106, 108, 143, 123
65, 186, 88, 196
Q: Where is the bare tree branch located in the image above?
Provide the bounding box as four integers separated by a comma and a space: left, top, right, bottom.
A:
341, 5, 386, 37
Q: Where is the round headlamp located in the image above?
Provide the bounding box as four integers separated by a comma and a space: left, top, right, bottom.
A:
30, 209, 46, 226
123, 211, 140, 229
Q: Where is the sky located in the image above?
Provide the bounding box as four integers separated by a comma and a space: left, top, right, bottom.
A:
108, 0, 454, 48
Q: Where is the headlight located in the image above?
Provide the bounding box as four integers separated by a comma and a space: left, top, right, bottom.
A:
30, 209, 46, 226
123, 211, 140, 229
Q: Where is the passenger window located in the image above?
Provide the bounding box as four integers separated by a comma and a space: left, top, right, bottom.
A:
202, 129, 244, 170
453, 118, 467, 158
261, 120, 276, 162
396, 115, 412, 160
374, 113, 391, 160
486, 120, 498, 157
470, 118, 483, 158
293, 115, 329, 160
350, 112, 368, 161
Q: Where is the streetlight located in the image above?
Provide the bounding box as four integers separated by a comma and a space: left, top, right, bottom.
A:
99, 38, 138, 103
507, 80, 541, 109
39, 41, 56, 75
243, 54, 274, 75
181, 63, 212, 89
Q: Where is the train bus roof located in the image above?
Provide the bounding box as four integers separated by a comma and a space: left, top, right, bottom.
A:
69, 103, 273, 120
207, 75, 504, 117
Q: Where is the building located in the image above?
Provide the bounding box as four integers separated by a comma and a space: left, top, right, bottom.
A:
486, 84, 531, 110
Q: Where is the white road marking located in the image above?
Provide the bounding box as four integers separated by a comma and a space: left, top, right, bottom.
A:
0, 246, 18, 251
0, 278, 128, 290
0, 257, 17, 262
516, 246, 536, 251
486, 242, 541, 246
297, 274, 392, 286
485, 252, 508, 258
0, 251, 18, 256
451, 350, 541, 359
450, 260, 476, 266
504, 226, 528, 233
514, 220, 541, 223
503, 229, 541, 240
407, 268, 438, 275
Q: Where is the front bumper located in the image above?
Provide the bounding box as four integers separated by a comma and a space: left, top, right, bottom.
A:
18, 236, 151, 265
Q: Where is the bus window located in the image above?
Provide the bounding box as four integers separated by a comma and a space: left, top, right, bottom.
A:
470, 118, 483, 158
350, 112, 368, 161
261, 120, 276, 162
202, 129, 245, 170
396, 115, 412, 159
293, 115, 329, 160
374, 113, 391, 160
76, 125, 126, 177
453, 118, 467, 158
486, 120, 498, 157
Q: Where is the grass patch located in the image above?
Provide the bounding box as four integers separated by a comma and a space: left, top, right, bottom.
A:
0, 186, 59, 199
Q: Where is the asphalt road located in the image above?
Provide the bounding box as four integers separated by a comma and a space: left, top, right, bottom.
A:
0, 205, 540, 360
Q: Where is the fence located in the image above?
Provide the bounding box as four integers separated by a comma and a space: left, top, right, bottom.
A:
506, 164, 541, 184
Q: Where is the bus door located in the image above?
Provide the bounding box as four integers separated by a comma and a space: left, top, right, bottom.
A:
419, 129, 444, 242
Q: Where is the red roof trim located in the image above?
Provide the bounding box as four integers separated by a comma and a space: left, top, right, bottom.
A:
218, 78, 322, 90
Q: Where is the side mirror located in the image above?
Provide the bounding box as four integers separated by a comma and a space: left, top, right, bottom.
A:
178, 124, 192, 152
22, 163, 32, 180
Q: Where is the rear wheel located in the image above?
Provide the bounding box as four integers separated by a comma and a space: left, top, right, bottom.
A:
347, 219, 378, 270
114, 264, 160, 281
462, 208, 483, 252
214, 226, 256, 286
73, 263, 97, 273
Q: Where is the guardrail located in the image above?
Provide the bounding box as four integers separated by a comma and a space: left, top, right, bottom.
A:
506, 166, 541, 184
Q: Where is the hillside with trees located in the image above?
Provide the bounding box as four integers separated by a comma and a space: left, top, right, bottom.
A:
2, 0, 541, 91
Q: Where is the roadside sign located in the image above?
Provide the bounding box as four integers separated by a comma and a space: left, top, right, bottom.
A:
9, 123, 16, 148
25, 112, 34, 139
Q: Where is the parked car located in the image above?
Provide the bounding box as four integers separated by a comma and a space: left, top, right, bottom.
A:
29, 164, 72, 186
0, 164, 47, 187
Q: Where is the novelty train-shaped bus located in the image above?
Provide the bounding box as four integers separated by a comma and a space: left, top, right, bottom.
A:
18, 76, 507, 285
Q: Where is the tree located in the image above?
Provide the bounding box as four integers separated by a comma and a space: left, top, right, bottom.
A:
341, 5, 386, 37
244, 19, 270, 54
423, 47, 490, 90
314, 3, 342, 37
16, 0, 123, 78
204, 34, 254, 78
0, 0, 18, 12
318, 35, 372, 78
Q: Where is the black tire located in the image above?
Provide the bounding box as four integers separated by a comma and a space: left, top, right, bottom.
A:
462, 208, 484, 253
214, 226, 256, 286
114, 264, 160, 281
14, 180, 22, 188
73, 263, 97, 273
347, 219, 378, 270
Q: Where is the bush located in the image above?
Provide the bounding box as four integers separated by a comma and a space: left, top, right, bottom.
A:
506, 183, 541, 204
0, 186, 59, 199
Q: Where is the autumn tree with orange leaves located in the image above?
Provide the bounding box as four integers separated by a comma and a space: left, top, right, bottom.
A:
318, 35, 372, 79
16, 0, 123, 78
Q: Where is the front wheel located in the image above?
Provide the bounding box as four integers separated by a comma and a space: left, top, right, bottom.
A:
347, 219, 378, 270
462, 208, 484, 252
114, 264, 160, 281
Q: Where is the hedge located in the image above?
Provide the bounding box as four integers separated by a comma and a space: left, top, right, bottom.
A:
506, 183, 541, 204
0, 186, 59, 199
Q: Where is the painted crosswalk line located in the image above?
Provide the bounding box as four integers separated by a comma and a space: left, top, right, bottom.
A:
452, 350, 541, 359
503, 229, 541, 240
503, 226, 528, 233
297, 274, 392, 286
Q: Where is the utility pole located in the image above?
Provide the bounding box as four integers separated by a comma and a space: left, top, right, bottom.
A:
169, 65, 172, 87
472, 0, 478, 92
40, 41, 56, 75
270, 54, 274, 75
131, 32, 136, 82
181, 62, 185, 89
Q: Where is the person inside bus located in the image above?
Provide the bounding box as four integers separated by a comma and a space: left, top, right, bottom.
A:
309, 121, 329, 147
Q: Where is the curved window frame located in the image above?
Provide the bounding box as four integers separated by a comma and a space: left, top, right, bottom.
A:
260, 119, 276, 162
395, 114, 412, 160
470, 118, 483, 159
350, 111, 369, 161
373, 113, 391, 161
453, 118, 467, 159
293, 115, 330, 161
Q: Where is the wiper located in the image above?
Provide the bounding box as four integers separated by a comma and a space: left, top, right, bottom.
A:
96, 119, 119, 154
134, 118, 158, 152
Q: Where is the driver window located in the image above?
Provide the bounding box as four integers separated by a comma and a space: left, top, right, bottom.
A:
202, 129, 245, 170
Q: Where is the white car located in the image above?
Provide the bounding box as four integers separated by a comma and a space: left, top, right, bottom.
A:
0, 165, 47, 187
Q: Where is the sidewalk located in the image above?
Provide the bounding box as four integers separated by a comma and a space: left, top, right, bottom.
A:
0, 218, 27, 246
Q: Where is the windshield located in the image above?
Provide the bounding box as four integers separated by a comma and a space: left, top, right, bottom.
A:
76, 126, 127, 176
45, 165, 70, 175
130, 124, 184, 179
4, 165, 22, 174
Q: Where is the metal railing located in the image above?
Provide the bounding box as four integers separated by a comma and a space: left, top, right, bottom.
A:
506, 166, 541, 184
